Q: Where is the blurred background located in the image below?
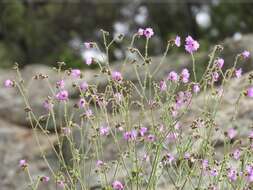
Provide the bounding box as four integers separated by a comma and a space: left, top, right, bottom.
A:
1, 0, 253, 68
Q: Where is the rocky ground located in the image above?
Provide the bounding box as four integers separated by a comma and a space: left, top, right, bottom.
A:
1, 34, 253, 190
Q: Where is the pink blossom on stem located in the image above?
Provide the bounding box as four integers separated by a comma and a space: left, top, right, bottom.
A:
56, 90, 69, 101
112, 71, 123, 82
247, 87, 253, 97
232, 149, 241, 160
41, 176, 50, 183
19, 159, 27, 168
181, 68, 190, 83
71, 69, 81, 78
123, 130, 137, 141
185, 36, 199, 53
139, 127, 148, 136
137, 28, 144, 36
235, 68, 242, 78
56, 80, 65, 89
112, 180, 124, 190
216, 58, 224, 69
144, 28, 154, 38
167, 71, 178, 82
85, 56, 93, 65
242, 50, 250, 59
100, 126, 110, 136
78, 98, 86, 108
159, 80, 167, 92
192, 83, 200, 93
175, 36, 181, 47
227, 128, 237, 139
4, 79, 14, 88
80, 81, 88, 92
228, 168, 237, 182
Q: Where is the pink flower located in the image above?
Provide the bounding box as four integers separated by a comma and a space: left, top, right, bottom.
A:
192, 83, 200, 93
166, 132, 179, 143
4, 79, 14, 88
86, 56, 93, 65
216, 58, 224, 69
181, 68, 190, 83
167, 71, 178, 82
43, 100, 53, 111
242, 50, 250, 59
144, 28, 154, 38
96, 160, 104, 167
249, 130, 253, 139
235, 68, 242, 78
41, 176, 50, 183
146, 134, 155, 142
80, 81, 88, 92
123, 130, 137, 141
78, 98, 86, 108
112, 71, 123, 82
56, 80, 65, 89
210, 168, 218, 177
202, 159, 209, 170
184, 153, 191, 160
212, 72, 219, 82
232, 149, 241, 160
165, 153, 175, 164
84, 42, 93, 49
19, 159, 27, 168
185, 36, 199, 53
137, 28, 144, 36
159, 80, 167, 91
56, 90, 69, 101
100, 126, 110, 136
57, 180, 65, 188
228, 168, 237, 182
227, 128, 237, 139
139, 127, 148, 136
175, 36, 181, 47
246, 165, 253, 182
112, 180, 124, 190
71, 69, 81, 78
247, 87, 253, 97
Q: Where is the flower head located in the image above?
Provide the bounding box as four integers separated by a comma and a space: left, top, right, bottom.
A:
167, 71, 178, 82
57, 180, 65, 188
137, 28, 144, 36
185, 36, 199, 53
80, 81, 88, 92
181, 68, 190, 83
96, 160, 104, 167
19, 159, 27, 168
100, 126, 110, 136
192, 83, 200, 93
56, 80, 65, 89
71, 69, 81, 78
227, 128, 237, 139
84, 42, 93, 49
212, 72, 219, 82
123, 130, 137, 141
235, 68, 242, 78
175, 36, 181, 47
78, 98, 86, 108
112, 180, 124, 190
85, 56, 93, 65
112, 71, 123, 82
144, 28, 154, 38
159, 80, 167, 92
139, 127, 148, 136
56, 90, 69, 101
242, 50, 250, 59
216, 58, 224, 69
228, 168, 237, 182
4, 79, 14, 88
210, 168, 218, 177
40, 176, 50, 183
232, 149, 241, 160
247, 87, 253, 97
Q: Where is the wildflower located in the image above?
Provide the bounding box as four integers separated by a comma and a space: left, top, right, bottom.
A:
159, 80, 167, 91
85, 109, 93, 118
235, 68, 242, 78
210, 168, 218, 177
232, 149, 241, 160
228, 168, 237, 182
185, 35, 199, 53
85, 56, 93, 65
174, 123, 181, 130
192, 83, 200, 93
184, 153, 191, 160
137, 28, 144, 36
215, 58, 224, 69
246, 165, 253, 182
123, 130, 137, 141
247, 87, 253, 97
165, 153, 175, 164
40, 176, 50, 183
181, 68, 190, 83
227, 128, 237, 139
19, 159, 27, 168
112, 71, 123, 82
114, 93, 123, 103
62, 127, 71, 135
202, 159, 209, 170
78, 98, 86, 108
57, 180, 65, 188
142, 154, 149, 162
146, 134, 155, 142
144, 27, 154, 38
43, 100, 53, 111
249, 130, 253, 139
166, 132, 179, 143
212, 72, 219, 82
242, 50, 250, 59
112, 180, 124, 190
167, 71, 178, 82
4, 79, 14, 88
71, 69, 81, 78
56, 90, 69, 101
84, 42, 93, 49
139, 127, 148, 136
175, 36, 181, 47
80, 81, 88, 92
96, 160, 104, 167
56, 80, 65, 89
99, 126, 110, 136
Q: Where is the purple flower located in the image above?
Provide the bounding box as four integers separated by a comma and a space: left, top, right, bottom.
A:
100, 126, 110, 136
139, 127, 148, 136
56, 90, 69, 101
159, 80, 167, 91
235, 68, 242, 78
192, 83, 200, 93
56, 80, 65, 89
227, 128, 237, 139
96, 160, 104, 167
71, 69, 81, 78
202, 159, 209, 170
185, 36, 200, 53
216, 58, 224, 69
144, 28, 154, 38
112, 180, 124, 190
78, 98, 86, 108
246, 165, 253, 182
181, 68, 190, 83
165, 153, 175, 164
212, 72, 219, 82
4, 79, 14, 88
247, 87, 253, 97
249, 130, 253, 139
112, 71, 123, 82
41, 176, 50, 183
80, 81, 88, 92
184, 153, 191, 160
167, 71, 178, 82
175, 36, 181, 47
146, 134, 155, 142
242, 50, 250, 59
19, 159, 27, 168
85, 56, 93, 65
232, 149, 241, 160
123, 130, 137, 141
166, 132, 179, 143
57, 180, 65, 188
210, 168, 218, 177
137, 28, 144, 36
228, 168, 237, 182
84, 42, 92, 49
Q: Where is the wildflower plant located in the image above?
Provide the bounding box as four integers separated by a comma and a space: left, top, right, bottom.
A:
5, 28, 253, 190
